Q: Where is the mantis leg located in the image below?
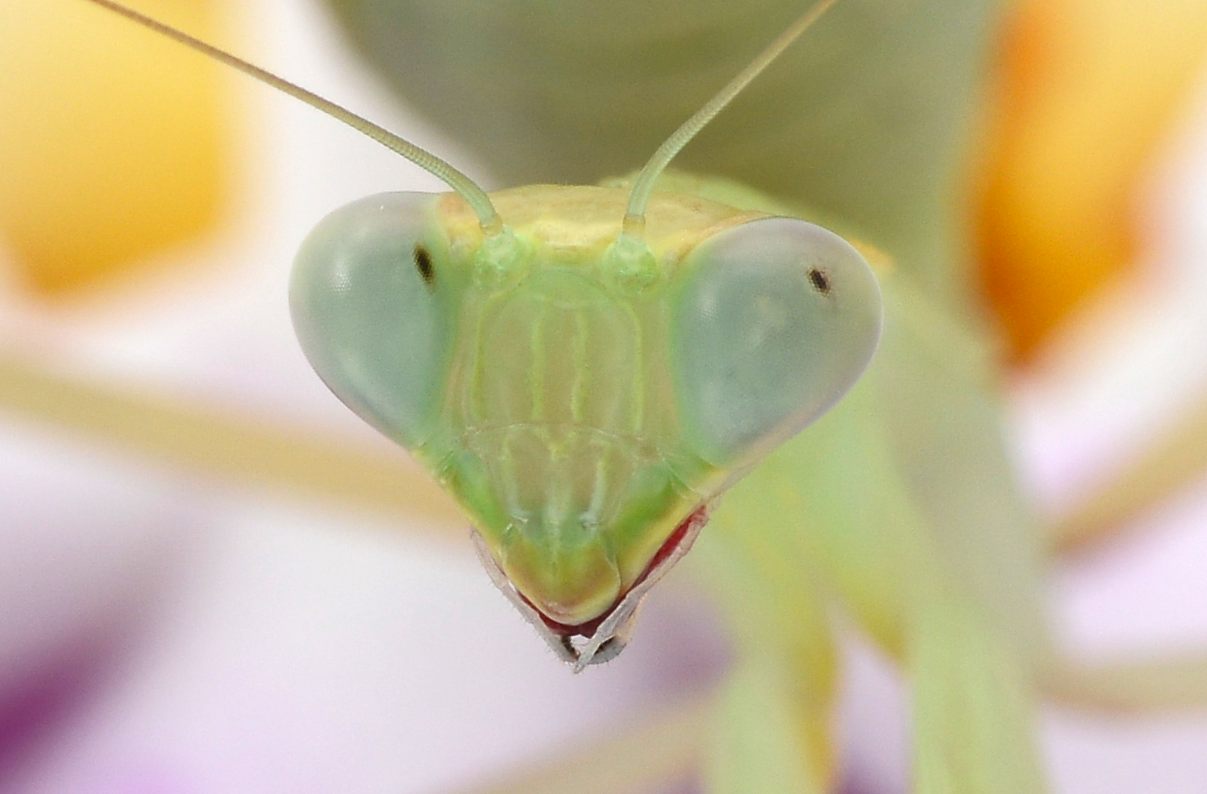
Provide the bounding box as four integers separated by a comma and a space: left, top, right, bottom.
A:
706, 655, 835, 794
760, 412, 1049, 792
1041, 394, 1207, 711
1050, 391, 1207, 556
1041, 653, 1207, 713
696, 450, 844, 793
908, 594, 1048, 794
721, 279, 1053, 791
719, 386, 1052, 793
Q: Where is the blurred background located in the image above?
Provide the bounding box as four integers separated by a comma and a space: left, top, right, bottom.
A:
1, 0, 1206, 791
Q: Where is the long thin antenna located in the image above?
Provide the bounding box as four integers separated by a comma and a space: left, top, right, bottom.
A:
78, 0, 502, 233
623, 0, 839, 234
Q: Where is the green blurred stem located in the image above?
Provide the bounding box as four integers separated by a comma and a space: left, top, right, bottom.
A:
1052, 391, 1207, 555
1046, 653, 1207, 713
451, 692, 714, 794
0, 350, 462, 535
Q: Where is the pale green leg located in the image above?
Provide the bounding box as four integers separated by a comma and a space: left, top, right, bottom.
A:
706, 655, 835, 794
909, 595, 1047, 794
722, 345, 1052, 793
1044, 396, 1207, 712
695, 443, 844, 793
1041, 652, 1207, 712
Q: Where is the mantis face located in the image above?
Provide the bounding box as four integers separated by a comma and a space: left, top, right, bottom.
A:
291, 185, 882, 667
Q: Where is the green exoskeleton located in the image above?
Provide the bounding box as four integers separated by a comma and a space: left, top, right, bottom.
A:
294, 185, 880, 666
72, 1, 1207, 791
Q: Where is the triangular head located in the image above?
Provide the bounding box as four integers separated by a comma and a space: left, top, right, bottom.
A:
291, 185, 881, 667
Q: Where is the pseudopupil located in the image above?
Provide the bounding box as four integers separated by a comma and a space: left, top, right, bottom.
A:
414, 245, 435, 286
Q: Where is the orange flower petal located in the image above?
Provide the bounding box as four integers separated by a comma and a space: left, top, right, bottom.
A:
975, 0, 1207, 362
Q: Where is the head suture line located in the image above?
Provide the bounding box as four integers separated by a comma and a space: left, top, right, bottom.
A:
78, 0, 502, 233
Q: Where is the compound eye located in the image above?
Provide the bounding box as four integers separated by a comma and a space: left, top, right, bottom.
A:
671, 217, 882, 467
290, 192, 454, 448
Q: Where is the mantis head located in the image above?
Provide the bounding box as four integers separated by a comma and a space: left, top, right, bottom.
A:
290, 187, 881, 668
85, 0, 872, 667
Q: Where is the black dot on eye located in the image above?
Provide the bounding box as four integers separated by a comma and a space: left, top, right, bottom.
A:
413, 245, 435, 286
808, 267, 831, 295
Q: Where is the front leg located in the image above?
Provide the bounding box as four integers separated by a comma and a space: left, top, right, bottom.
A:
725, 357, 1051, 792
908, 593, 1047, 793
697, 458, 844, 792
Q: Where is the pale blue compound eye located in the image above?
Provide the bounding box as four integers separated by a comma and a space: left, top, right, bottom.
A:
671, 217, 883, 467
290, 192, 454, 448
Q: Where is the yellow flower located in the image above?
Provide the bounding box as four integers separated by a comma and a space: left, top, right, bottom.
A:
0, 0, 235, 294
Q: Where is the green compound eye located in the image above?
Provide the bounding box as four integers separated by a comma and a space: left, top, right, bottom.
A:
290, 192, 455, 448
671, 217, 882, 467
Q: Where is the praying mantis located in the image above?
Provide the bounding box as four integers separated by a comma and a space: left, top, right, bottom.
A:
36, 1, 1207, 792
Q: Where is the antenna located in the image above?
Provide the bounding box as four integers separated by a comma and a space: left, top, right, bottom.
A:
623, 0, 840, 235
77, 0, 502, 234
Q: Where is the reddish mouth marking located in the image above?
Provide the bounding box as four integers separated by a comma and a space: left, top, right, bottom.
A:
518, 505, 710, 638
